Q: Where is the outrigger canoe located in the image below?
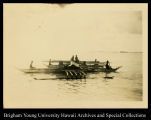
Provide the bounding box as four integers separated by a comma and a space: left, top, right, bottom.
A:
20, 57, 121, 79
20, 66, 121, 74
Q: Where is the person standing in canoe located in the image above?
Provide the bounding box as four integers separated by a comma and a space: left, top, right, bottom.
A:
70, 55, 80, 68
71, 55, 74, 61
75, 55, 80, 63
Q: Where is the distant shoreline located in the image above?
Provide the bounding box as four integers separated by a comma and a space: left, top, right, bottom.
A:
95, 51, 143, 53
119, 51, 143, 53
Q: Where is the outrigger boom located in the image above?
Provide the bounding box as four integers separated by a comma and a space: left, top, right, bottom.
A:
20, 56, 121, 79
42, 60, 106, 66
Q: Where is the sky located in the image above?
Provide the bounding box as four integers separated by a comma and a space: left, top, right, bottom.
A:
4, 3, 147, 63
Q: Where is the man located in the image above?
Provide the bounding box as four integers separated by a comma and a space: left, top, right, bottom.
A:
30, 60, 35, 69
49, 59, 51, 66
75, 55, 79, 63
70, 55, 74, 61
105, 60, 111, 70
69, 55, 80, 67
94, 59, 98, 65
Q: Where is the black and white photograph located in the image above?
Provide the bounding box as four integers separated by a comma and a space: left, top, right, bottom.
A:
3, 3, 148, 108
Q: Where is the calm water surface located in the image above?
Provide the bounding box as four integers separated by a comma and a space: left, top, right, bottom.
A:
4, 52, 143, 108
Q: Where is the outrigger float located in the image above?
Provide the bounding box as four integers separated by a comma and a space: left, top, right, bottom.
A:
20, 56, 121, 79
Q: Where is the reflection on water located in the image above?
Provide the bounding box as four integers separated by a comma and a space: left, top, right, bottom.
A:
27, 69, 142, 101
4, 53, 143, 107
58, 79, 87, 94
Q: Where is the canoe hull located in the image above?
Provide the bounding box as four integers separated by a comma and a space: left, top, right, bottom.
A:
97, 66, 121, 73
20, 66, 121, 74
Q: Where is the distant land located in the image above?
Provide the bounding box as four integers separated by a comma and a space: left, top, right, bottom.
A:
94, 50, 143, 53
119, 51, 143, 53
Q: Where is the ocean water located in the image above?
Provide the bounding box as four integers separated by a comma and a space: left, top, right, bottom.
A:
4, 52, 143, 108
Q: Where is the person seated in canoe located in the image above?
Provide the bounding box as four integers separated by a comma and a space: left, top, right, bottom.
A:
83, 61, 86, 66
95, 59, 97, 62
30, 60, 36, 69
94, 59, 98, 65
75, 55, 80, 63
105, 60, 112, 70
